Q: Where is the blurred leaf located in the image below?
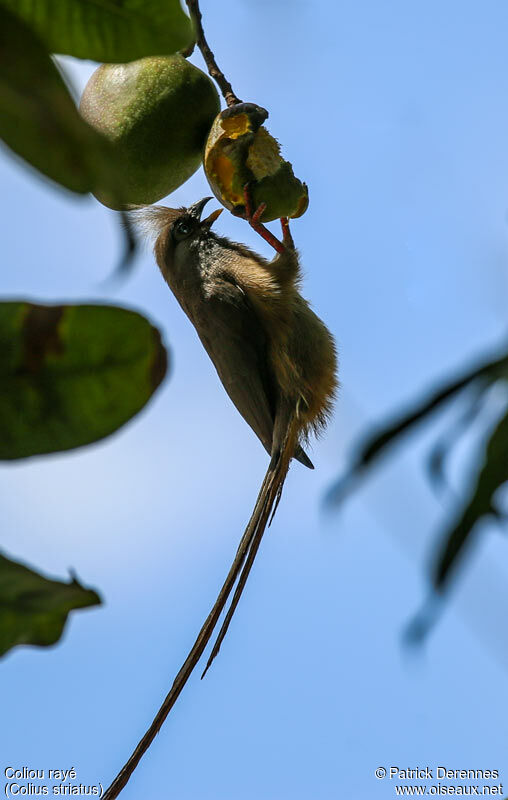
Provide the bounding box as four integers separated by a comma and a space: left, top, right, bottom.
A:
434, 406, 508, 589
114, 210, 138, 278
427, 386, 487, 494
326, 346, 508, 505
0, 551, 100, 657
0, 0, 193, 62
0, 301, 168, 459
326, 336, 508, 644
0, 7, 128, 203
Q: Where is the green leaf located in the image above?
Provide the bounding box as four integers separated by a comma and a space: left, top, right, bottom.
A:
0, 6, 128, 202
0, 551, 101, 657
434, 406, 508, 589
0, 301, 168, 459
0, 0, 193, 63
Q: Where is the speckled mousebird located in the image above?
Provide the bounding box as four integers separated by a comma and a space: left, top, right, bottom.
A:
100, 199, 339, 800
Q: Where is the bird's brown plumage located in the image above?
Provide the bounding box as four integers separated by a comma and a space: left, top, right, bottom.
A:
153, 199, 337, 466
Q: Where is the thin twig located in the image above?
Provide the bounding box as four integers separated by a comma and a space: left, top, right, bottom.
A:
185, 0, 241, 107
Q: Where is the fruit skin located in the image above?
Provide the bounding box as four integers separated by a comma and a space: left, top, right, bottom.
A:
80, 55, 220, 208
204, 103, 308, 223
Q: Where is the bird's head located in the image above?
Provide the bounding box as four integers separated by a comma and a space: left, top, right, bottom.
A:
136, 197, 222, 281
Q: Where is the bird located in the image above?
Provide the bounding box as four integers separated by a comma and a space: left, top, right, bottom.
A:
145, 193, 338, 674
100, 198, 338, 800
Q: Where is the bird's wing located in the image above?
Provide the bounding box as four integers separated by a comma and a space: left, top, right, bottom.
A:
190, 276, 277, 456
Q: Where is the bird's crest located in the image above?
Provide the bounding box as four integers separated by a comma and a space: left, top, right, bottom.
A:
125, 204, 186, 243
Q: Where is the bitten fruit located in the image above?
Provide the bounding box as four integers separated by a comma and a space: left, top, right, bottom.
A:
204, 103, 308, 223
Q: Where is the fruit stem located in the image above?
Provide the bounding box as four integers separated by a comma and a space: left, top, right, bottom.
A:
185, 0, 242, 107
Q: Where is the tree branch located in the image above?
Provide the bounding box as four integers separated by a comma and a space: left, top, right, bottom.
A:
185, 0, 241, 107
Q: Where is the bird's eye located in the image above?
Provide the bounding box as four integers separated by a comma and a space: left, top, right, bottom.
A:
174, 220, 193, 240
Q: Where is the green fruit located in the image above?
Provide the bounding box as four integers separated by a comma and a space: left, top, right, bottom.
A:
80, 55, 220, 208
204, 103, 308, 223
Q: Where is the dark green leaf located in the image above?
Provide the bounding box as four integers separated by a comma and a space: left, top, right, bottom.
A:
0, 551, 100, 657
0, 0, 193, 63
0, 7, 128, 202
0, 301, 168, 459
433, 406, 508, 589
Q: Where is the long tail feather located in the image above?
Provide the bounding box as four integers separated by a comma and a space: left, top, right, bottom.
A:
201, 451, 290, 677
202, 422, 298, 676
102, 424, 296, 800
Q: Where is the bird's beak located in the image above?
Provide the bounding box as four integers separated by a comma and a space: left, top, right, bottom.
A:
188, 196, 223, 228
202, 208, 223, 227
188, 197, 213, 220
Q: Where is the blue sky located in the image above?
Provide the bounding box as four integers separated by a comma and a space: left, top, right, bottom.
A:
1, 1, 508, 797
